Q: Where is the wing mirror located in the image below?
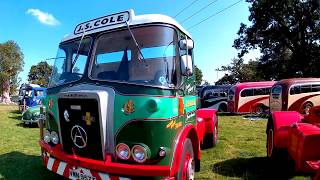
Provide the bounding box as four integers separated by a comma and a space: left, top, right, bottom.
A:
181, 55, 193, 76
179, 39, 194, 50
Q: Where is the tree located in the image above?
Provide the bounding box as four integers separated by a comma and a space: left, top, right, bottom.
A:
195, 65, 203, 85
234, 0, 320, 80
28, 61, 53, 86
0, 41, 24, 103
215, 58, 264, 84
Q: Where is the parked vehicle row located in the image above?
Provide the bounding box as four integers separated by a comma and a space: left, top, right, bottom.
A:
16, 9, 320, 179
198, 78, 320, 116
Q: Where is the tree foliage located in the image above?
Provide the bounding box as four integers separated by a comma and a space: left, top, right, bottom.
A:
233, 0, 320, 80
195, 65, 203, 85
215, 58, 264, 85
0, 41, 24, 103
28, 61, 53, 87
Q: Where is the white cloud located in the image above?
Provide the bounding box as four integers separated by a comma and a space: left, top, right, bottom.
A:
27, 9, 60, 26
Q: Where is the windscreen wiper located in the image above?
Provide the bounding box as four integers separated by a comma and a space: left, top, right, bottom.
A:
125, 21, 145, 62
72, 31, 86, 67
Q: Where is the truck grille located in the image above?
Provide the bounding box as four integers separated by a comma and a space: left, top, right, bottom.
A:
58, 98, 103, 160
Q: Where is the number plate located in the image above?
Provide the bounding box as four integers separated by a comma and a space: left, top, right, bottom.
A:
69, 169, 96, 180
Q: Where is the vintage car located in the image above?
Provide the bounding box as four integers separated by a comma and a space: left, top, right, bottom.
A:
21, 105, 42, 126
18, 84, 46, 112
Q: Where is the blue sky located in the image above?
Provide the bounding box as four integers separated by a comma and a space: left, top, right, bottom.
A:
0, 0, 258, 84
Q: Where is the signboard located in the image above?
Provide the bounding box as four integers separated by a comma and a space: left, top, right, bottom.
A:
74, 11, 130, 35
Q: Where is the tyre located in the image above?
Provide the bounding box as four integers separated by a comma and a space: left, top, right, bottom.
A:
202, 123, 218, 149
218, 103, 228, 112
255, 105, 264, 115
302, 102, 313, 114
175, 138, 195, 180
266, 118, 284, 159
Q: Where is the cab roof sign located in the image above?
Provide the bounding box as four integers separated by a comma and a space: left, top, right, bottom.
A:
74, 11, 130, 35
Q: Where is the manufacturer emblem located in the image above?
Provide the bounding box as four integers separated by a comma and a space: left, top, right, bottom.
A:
82, 112, 95, 126
71, 125, 87, 148
123, 100, 135, 115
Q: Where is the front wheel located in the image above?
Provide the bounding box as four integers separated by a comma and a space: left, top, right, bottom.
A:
201, 124, 218, 149
266, 119, 283, 159
255, 105, 264, 115
302, 102, 313, 114
175, 138, 195, 180
218, 103, 228, 112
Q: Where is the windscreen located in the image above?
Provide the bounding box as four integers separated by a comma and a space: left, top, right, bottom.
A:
49, 38, 92, 87
90, 26, 178, 87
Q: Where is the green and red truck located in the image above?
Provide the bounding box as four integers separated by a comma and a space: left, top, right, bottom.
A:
39, 10, 218, 180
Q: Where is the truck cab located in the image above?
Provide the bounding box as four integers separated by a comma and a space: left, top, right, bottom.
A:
39, 10, 218, 180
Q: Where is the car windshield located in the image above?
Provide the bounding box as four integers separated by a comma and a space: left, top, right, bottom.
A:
90, 26, 178, 87
48, 37, 92, 87
24, 90, 32, 97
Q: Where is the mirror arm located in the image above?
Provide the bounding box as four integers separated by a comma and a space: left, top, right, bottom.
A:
185, 35, 190, 77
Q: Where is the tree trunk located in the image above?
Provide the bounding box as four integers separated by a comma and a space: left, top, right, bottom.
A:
1, 79, 11, 103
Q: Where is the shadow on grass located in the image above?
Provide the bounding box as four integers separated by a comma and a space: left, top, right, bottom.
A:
212, 157, 311, 179
15, 122, 39, 128
0, 151, 64, 180
10, 109, 21, 114
9, 115, 22, 121
217, 112, 236, 116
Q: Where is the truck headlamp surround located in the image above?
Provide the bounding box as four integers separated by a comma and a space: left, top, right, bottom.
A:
116, 143, 130, 160
44, 130, 51, 143
131, 145, 148, 163
50, 131, 59, 145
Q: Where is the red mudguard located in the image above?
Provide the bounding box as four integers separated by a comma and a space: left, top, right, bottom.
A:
196, 108, 217, 135
271, 111, 302, 148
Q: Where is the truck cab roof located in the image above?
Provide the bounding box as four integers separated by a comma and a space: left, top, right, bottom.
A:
61, 10, 192, 42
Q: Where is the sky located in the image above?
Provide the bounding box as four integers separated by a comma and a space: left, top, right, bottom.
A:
0, 0, 259, 85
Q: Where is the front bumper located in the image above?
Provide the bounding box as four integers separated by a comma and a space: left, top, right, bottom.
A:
39, 140, 172, 179
21, 117, 39, 124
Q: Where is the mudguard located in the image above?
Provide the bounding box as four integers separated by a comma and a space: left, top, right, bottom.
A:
170, 124, 200, 176
270, 111, 303, 148
196, 108, 217, 135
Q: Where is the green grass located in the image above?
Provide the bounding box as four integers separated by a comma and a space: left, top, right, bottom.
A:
0, 105, 62, 180
0, 106, 312, 179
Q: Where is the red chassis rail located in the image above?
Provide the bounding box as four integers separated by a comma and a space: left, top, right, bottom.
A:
39, 140, 171, 178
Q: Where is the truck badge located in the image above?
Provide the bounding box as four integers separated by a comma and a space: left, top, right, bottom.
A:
123, 100, 135, 115
82, 112, 95, 126
71, 125, 87, 148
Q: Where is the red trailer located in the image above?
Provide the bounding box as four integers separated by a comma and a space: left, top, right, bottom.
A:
267, 106, 320, 179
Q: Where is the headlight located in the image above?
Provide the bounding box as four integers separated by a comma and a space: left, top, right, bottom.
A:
44, 130, 51, 143
131, 145, 148, 163
50, 131, 59, 145
116, 143, 130, 160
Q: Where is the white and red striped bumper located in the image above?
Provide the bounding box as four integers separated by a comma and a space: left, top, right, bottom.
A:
43, 153, 130, 180
40, 140, 172, 179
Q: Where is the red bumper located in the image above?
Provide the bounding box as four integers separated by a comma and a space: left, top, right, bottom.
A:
39, 140, 171, 178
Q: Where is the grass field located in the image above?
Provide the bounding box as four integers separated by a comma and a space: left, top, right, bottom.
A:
0, 105, 311, 179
